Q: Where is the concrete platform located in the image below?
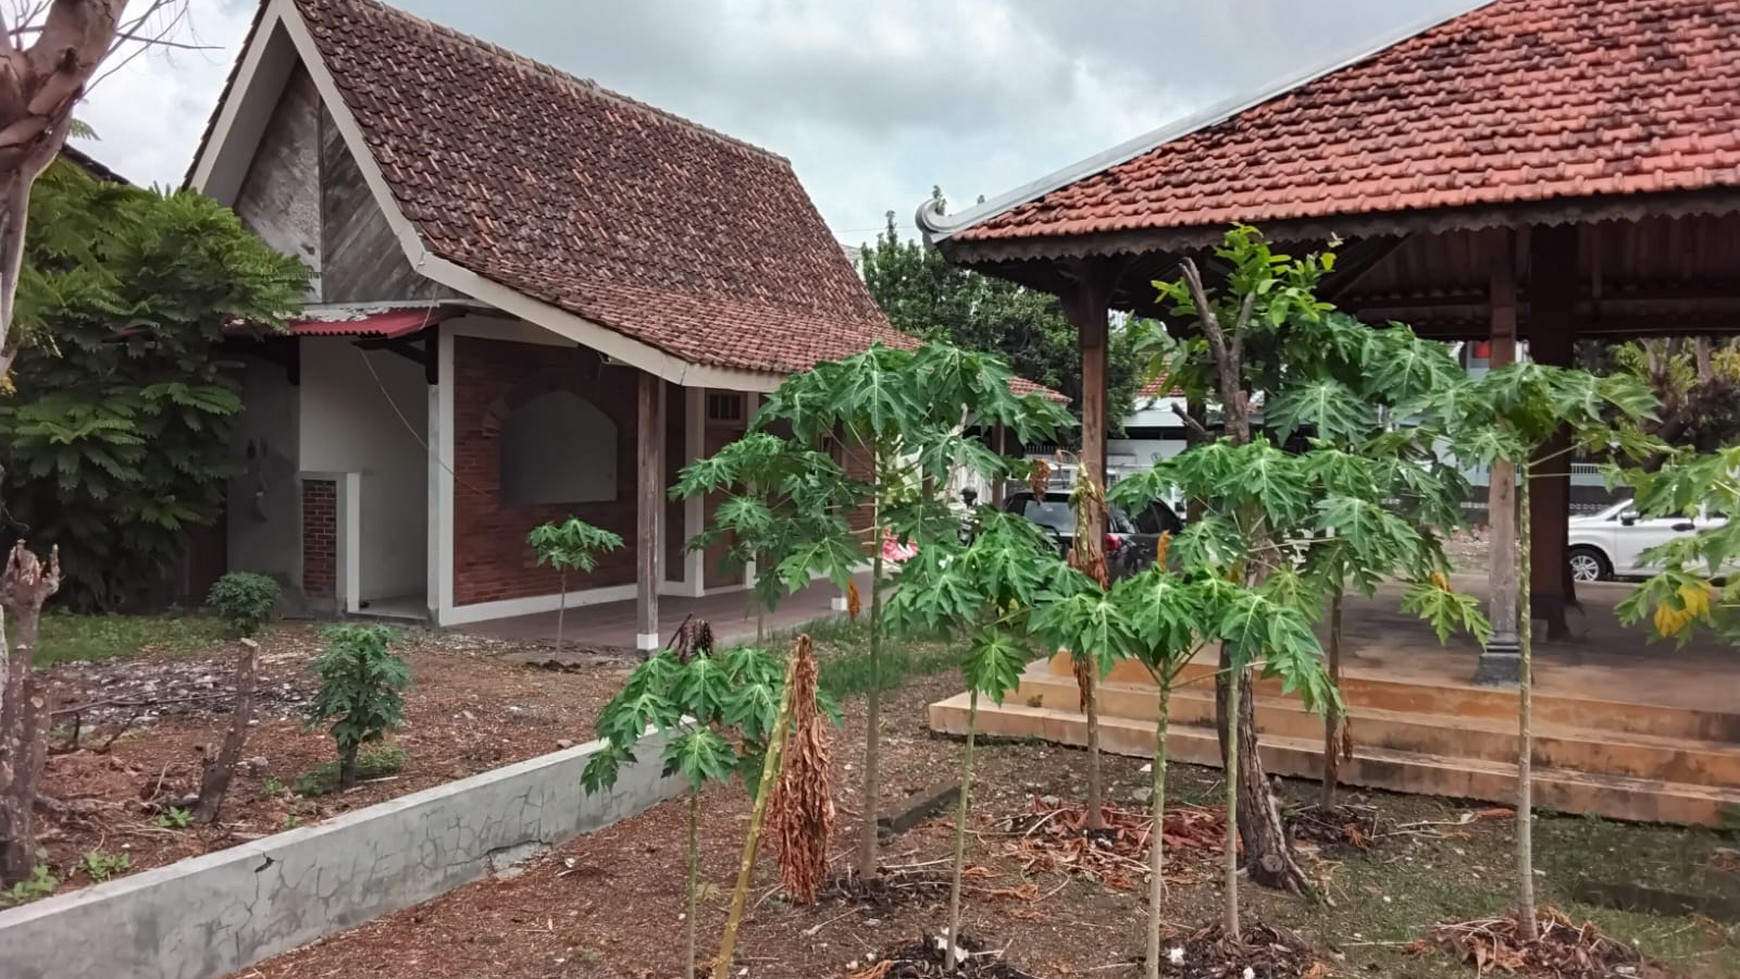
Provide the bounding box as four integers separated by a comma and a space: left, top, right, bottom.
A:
928, 576, 1740, 826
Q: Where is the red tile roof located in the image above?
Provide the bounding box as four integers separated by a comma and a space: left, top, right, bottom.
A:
287, 0, 897, 375
952, 0, 1740, 243
1137, 377, 1182, 400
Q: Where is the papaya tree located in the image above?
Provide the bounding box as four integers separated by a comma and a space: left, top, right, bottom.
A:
583, 644, 785, 979
729, 339, 1071, 879
888, 508, 1063, 968
1126, 226, 1492, 892
526, 517, 623, 655
1423, 360, 1658, 938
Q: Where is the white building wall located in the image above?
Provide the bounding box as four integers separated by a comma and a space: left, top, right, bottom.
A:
298, 337, 429, 602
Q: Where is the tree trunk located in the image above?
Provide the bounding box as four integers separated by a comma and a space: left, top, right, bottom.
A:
1222, 666, 1242, 942
1321, 590, 1345, 809
1145, 680, 1171, 979
337, 743, 358, 790
713, 651, 798, 979
686, 789, 700, 979
1515, 461, 1538, 940
945, 690, 979, 970
555, 570, 567, 656
0, 543, 60, 884
194, 638, 258, 825
855, 467, 886, 879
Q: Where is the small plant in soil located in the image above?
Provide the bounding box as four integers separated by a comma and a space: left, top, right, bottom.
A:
306, 625, 411, 790
583, 641, 788, 979
154, 806, 193, 829
262, 777, 285, 798
1, 862, 56, 905
205, 571, 280, 637
526, 517, 623, 656
78, 849, 130, 882
292, 743, 409, 796
889, 508, 1064, 970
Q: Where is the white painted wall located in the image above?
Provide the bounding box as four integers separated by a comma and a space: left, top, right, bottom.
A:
227, 355, 301, 587
299, 337, 428, 602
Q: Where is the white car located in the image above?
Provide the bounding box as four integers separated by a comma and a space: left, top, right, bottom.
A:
1566, 499, 1730, 582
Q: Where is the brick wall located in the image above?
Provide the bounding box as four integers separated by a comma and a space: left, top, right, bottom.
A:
451, 337, 642, 607
302, 479, 337, 599
840, 439, 877, 542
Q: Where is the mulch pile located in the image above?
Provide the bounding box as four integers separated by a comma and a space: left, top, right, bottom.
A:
825, 868, 953, 911
851, 933, 1043, 979
1004, 797, 1224, 889
1286, 803, 1383, 857
1158, 921, 1324, 979
1410, 908, 1646, 979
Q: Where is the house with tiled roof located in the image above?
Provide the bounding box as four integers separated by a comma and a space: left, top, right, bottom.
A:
190, 0, 917, 638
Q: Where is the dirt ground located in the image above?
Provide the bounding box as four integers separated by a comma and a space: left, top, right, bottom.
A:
233, 667, 1740, 979
34, 624, 633, 893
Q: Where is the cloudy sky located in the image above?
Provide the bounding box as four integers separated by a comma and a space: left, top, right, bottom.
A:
79, 0, 1477, 247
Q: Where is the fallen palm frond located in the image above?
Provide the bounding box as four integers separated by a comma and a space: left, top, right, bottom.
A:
768, 635, 834, 904
1409, 908, 1643, 979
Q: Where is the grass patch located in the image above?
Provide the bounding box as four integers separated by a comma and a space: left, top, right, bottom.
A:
36, 610, 226, 666
292, 743, 409, 796
790, 618, 961, 701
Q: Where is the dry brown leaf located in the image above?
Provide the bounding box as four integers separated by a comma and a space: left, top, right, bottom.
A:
767, 635, 833, 904
848, 960, 893, 979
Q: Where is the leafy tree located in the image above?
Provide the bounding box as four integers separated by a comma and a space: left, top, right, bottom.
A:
583, 645, 786, 979
1617, 445, 1740, 644
0, 158, 308, 608
526, 517, 624, 654
206, 571, 280, 638
671, 432, 862, 641
1599, 338, 1740, 457
1426, 359, 1658, 938
1117, 226, 1493, 898
745, 339, 1074, 879
888, 509, 1061, 968
860, 203, 1143, 435
306, 625, 411, 789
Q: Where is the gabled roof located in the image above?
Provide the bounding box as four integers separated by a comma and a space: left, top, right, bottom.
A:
925, 0, 1740, 247
202, 0, 904, 379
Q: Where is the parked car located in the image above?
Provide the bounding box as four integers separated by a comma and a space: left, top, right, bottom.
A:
1567, 498, 1730, 582
1002, 490, 1184, 580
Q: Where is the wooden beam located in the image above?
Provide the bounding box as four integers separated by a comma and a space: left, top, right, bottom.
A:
1475, 230, 1521, 685
636, 370, 662, 655
1064, 259, 1116, 554
1528, 224, 1578, 641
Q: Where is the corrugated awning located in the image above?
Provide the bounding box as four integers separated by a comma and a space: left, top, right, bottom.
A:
286, 307, 441, 338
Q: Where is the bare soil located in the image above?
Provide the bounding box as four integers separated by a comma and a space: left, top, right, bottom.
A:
34, 624, 633, 892
232, 665, 1740, 979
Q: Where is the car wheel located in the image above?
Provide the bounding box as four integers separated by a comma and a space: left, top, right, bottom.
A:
1567, 546, 1610, 583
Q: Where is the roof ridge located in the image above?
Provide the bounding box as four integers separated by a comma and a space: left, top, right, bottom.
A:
308, 0, 791, 165
918, 0, 1498, 242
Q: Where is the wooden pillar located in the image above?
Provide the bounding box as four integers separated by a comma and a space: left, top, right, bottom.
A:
1529, 225, 1577, 641
1475, 231, 1521, 685
681, 386, 707, 597
636, 370, 662, 654
1065, 262, 1114, 555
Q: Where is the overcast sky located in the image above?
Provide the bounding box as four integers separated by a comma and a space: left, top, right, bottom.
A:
79, 0, 1477, 247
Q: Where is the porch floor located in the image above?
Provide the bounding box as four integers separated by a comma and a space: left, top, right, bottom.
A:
461, 575, 867, 651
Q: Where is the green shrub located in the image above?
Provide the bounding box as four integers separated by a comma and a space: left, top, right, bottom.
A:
291, 744, 409, 796
154, 806, 192, 829
78, 850, 131, 883
307, 626, 410, 789
206, 572, 280, 637
1, 864, 56, 905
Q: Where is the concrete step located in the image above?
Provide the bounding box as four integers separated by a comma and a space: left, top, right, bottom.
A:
1014, 672, 1740, 789
1068, 656, 1740, 744
929, 693, 1740, 827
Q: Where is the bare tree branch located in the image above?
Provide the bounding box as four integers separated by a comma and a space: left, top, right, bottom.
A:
1168, 401, 1210, 441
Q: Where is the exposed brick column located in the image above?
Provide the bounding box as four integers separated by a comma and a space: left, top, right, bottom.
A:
302, 479, 338, 604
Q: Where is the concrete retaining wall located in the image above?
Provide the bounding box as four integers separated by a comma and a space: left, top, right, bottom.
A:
0, 733, 683, 979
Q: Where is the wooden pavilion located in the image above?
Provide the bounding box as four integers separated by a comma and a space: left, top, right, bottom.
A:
919, 0, 1740, 682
